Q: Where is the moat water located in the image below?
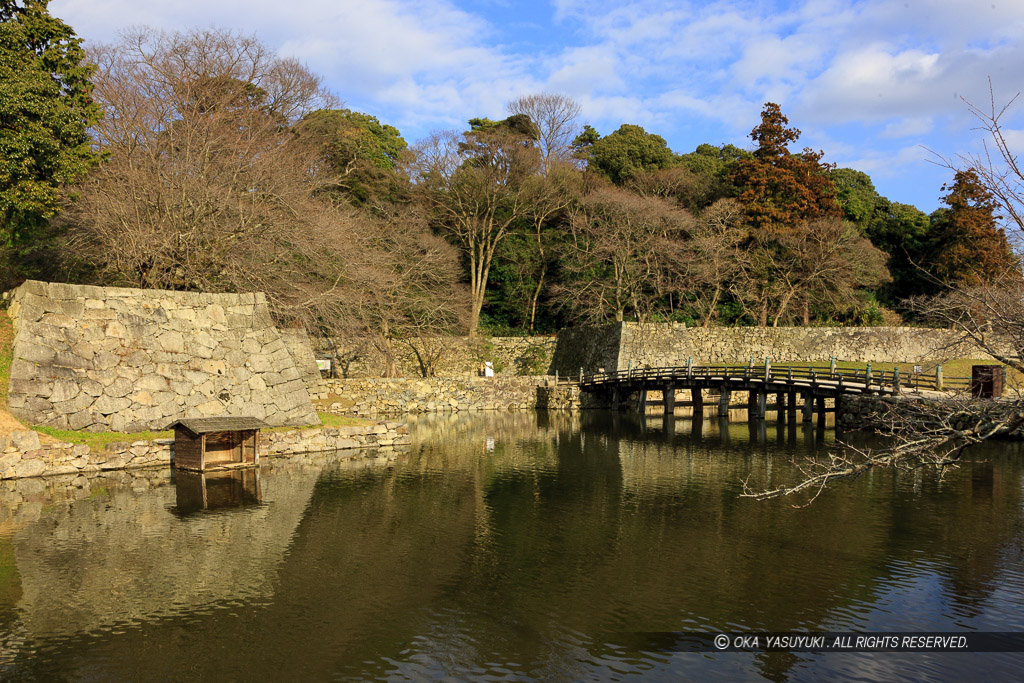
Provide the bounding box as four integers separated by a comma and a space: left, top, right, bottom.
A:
1, 411, 1023, 681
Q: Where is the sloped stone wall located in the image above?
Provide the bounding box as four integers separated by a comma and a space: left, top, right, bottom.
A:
6, 281, 320, 431
280, 328, 326, 399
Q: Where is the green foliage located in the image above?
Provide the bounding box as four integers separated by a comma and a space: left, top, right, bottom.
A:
297, 108, 409, 206
469, 114, 538, 139
831, 168, 879, 226
0, 0, 101, 255
468, 338, 505, 374
301, 108, 407, 171
863, 199, 935, 304
0, 310, 12, 408
584, 124, 677, 185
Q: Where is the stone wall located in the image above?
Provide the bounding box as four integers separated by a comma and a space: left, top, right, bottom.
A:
6, 281, 320, 431
323, 336, 558, 378
312, 323, 984, 382
549, 323, 991, 373
280, 328, 326, 399
549, 324, 623, 377
320, 376, 550, 416
0, 422, 408, 480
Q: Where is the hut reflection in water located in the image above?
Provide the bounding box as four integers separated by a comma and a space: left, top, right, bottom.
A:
174, 469, 262, 514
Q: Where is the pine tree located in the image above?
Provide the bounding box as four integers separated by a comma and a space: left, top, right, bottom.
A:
930, 169, 1020, 286
731, 103, 840, 235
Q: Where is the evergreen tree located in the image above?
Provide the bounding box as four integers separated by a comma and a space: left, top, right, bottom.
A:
0, 0, 101, 268
929, 169, 1020, 287
731, 103, 840, 234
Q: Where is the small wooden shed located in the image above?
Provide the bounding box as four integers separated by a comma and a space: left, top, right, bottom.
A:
972, 364, 1006, 398
167, 416, 267, 471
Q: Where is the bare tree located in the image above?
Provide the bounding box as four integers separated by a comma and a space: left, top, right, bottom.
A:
507, 93, 582, 175
744, 392, 1024, 504
59, 27, 464, 348
681, 198, 745, 326
410, 125, 540, 337
353, 209, 469, 377
553, 183, 695, 324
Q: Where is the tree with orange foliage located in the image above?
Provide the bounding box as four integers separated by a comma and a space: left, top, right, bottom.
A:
929, 169, 1019, 287
732, 103, 841, 234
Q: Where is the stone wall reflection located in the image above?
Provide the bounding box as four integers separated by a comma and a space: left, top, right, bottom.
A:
0, 450, 398, 640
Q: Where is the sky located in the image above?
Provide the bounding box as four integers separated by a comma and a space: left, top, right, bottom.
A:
50, 0, 1024, 214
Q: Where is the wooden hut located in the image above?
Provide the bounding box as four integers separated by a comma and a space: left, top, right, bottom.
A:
167, 416, 267, 471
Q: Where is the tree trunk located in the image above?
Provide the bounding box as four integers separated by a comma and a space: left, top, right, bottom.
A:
528, 261, 547, 333
701, 286, 722, 327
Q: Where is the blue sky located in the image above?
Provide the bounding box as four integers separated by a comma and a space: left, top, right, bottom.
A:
51, 0, 1024, 214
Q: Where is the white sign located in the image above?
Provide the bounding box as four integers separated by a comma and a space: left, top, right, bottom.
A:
316, 358, 332, 371
484, 361, 494, 378
913, 365, 922, 374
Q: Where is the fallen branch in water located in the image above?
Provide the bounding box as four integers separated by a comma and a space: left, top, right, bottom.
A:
742, 392, 1024, 506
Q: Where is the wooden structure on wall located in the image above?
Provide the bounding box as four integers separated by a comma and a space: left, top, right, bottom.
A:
167, 416, 266, 471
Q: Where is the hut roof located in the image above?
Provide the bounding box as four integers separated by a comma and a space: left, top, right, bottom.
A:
166, 416, 268, 438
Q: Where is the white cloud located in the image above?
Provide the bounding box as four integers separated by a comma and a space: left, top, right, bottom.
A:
880, 117, 935, 139
46, 0, 1024, 210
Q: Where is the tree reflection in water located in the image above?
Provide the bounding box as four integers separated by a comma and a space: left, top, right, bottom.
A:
0, 412, 1022, 681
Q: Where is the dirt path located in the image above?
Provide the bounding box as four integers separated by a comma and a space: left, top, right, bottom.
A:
0, 408, 62, 444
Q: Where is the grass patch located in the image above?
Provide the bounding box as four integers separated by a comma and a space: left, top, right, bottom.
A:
31, 413, 372, 447
0, 310, 13, 410
264, 413, 374, 433
317, 412, 373, 427
30, 425, 173, 448
768, 358, 1022, 390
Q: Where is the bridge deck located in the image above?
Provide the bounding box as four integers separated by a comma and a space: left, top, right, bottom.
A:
578, 364, 900, 397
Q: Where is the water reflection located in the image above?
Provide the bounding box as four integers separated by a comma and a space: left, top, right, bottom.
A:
0, 414, 1022, 681
172, 468, 263, 514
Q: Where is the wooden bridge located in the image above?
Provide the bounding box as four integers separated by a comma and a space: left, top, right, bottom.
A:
576, 360, 949, 426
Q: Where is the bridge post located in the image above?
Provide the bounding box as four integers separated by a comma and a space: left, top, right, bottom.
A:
719, 388, 731, 418
788, 391, 797, 420
692, 387, 703, 415
816, 395, 827, 428
638, 389, 648, 413
776, 392, 786, 423
747, 389, 758, 416
756, 391, 767, 419
802, 391, 814, 423
664, 383, 675, 414
611, 385, 620, 410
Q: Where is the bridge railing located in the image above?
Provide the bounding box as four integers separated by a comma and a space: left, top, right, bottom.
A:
578, 362, 970, 393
